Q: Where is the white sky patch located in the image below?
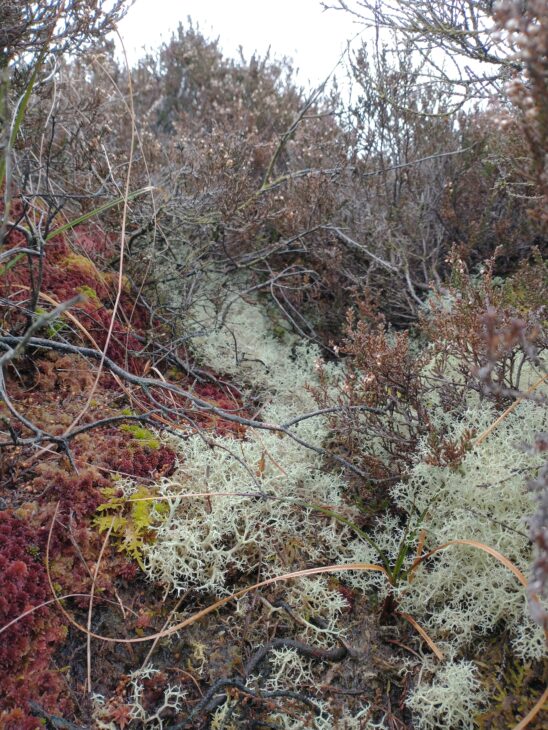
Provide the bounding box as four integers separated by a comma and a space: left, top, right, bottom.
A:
116, 0, 364, 88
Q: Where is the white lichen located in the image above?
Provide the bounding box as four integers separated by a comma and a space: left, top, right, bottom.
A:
143, 295, 352, 650
394, 400, 547, 661
346, 395, 546, 728
405, 660, 486, 730
128, 290, 546, 729
92, 668, 187, 729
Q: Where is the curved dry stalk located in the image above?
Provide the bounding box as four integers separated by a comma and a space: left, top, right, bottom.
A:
408, 528, 427, 584
94, 28, 162, 361
0, 592, 137, 638
397, 612, 444, 661
140, 593, 186, 671
42, 502, 443, 664
411, 538, 528, 587
12, 505, 543, 726
410, 538, 548, 644
58, 563, 387, 644
86, 518, 114, 693
513, 685, 548, 730
60, 32, 137, 437
45, 501, 386, 644
474, 374, 547, 446
15, 286, 102, 348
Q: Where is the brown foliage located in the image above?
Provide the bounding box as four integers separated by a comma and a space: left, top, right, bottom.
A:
311, 253, 546, 489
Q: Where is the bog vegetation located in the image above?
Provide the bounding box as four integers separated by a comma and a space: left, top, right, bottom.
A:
0, 1, 547, 728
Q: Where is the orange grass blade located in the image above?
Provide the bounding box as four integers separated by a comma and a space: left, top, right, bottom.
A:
16, 286, 102, 349
86, 518, 114, 692
41, 507, 498, 665
413, 538, 527, 587
412, 538, 547, 642
53, 562, 387, 644
475, 374, 547, 446
408, 528, 427, 583
398, 612, 444, 660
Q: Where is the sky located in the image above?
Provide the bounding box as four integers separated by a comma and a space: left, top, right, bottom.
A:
116, 0, 364, 89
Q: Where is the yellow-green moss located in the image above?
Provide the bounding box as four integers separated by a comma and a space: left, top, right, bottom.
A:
77, 284, 101, 303
119, 423, 160, 449
94, 485, 169, 568
61, 253, 103, 279
35, 306, 66, 337
476, 647, 548, 729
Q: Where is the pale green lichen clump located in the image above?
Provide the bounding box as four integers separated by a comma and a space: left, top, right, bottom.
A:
143, 295, 352, 600
405, 660, 486, 730
124, 291, 546, 728
395, 400, 546, 661
346, 393, 546, 727
139, 295, 367, 727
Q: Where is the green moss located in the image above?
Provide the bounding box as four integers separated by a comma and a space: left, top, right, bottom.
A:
263, 300, 291, 341
501, 255, 548, 316
272, 323, 287, 341
77, 284, 100, 303
119, 423, 160, 449
26, 544, 40, 558
61, 253, 102, 278
35, 306, 65, 337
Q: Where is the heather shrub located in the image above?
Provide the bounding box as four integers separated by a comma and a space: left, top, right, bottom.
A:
345, 396, 546, 646
311, 254, 546, 485
2, 1, 548, 727
494, 0, 548, 229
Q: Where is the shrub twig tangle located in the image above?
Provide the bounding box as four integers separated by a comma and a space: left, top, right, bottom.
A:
1, 1, 547, 727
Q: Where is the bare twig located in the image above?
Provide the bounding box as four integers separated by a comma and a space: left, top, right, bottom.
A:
0, 334, 379, 479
